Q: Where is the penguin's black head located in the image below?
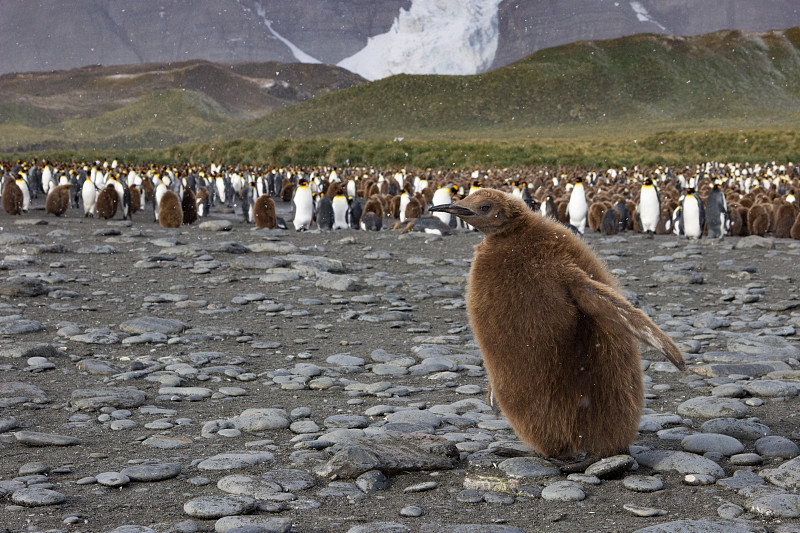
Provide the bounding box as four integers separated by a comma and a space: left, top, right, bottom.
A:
428, 189, 527, 235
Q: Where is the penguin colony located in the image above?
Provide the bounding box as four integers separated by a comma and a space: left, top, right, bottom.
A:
430, 190, 685, 459
2, 159, 799, 241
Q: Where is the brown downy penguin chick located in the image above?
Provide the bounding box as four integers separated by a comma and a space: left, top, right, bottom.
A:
774, 204, 797, 238
281, 179, 294, 202
130, 185, 142, 214
600, 208, 620, 235
45, 184, 71, 216
96, 184, 118, 219
253, 194, 277, 229
158, 190, 183, 228
747, 204, 770, 236
429, 189, 685, 460
2, 178, 24, 215
728, 204, 744, 236
791, 212, 800, 240
182, 188, 198, 225
404, 197, 423, 220
587, 202, 606, 232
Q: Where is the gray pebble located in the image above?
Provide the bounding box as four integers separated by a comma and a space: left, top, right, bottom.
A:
755, 436, 799, 459
623, 504, 667, 517
400, 505, 424, 517
498, 457, 560, 479
183, 494, 257, 519
356, 470, 389, 493
681, 433, 744, 456
120, 463, 182, 481
11, 487, 66, 506
214, 516, 292, 533
677, 396, 747, 419
585, 455, 636, 478
623, 475, 664, 492
96, 472, 130, 487
541, 481, 585, 501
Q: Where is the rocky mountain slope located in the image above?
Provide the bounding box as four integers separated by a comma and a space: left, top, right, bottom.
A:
1, 0, 798, 79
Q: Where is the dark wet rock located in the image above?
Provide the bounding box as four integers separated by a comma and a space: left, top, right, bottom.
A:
0, 276, 47, 297
0, 381, 48, 403
0, 316, 45, 334
0, 342, 58, 359
10, 487, 66, 507
120, 463, 182, 481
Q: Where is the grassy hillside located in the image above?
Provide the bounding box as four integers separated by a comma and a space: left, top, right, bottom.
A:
237, 28, 800, 141
1, 27, 800, 165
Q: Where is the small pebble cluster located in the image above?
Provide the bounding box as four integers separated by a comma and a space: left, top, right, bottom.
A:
0, 186, 799, 533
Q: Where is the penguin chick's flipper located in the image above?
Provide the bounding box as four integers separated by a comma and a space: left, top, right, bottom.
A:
568, 274, 686, 371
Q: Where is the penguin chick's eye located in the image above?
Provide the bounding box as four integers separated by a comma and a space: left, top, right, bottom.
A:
479, 203, 491, 213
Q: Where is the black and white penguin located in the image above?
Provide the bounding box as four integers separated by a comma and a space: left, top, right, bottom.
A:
613, 198, 631, 232
292, 178, 314, 231
540, 196, 558, 220
681, 188, 705, 239
316, 193, 334, 231
347, 196, 364, 229
567, 177, 588, 234
332, 192, 349, 230
704, 183, 729, 238
638, 178, 661, 234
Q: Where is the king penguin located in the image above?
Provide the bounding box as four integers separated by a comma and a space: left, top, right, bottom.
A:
292, 178, 314, 231
81, 172, 98, 217
429, 189, 685, 461
638, 178, 661, 234
316, 193, 334, 231
704, 183, 728, 238
332, 191, 350, 230
681, 188, 705, 239
567, 177, 587, 234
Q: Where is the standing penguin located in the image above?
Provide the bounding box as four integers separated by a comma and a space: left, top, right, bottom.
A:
292, 178, 314, 231
429, 189, 684, 461
540, 196, 558, 220
704, 184, 729, 238
45, 184, 71, 216
158, 190, 183, 228
182, 187, 198, 225
431, 185, 454, 225
681, 188, 705, 239
96, 184, 118, 219
638, 178, 661, 234
332, 191, 350, 230
81, 172, 97, 217
567, 177, 588, 234
16, 173, 31, 212
2, 177, 24, 215
316, 193, 334, 231
253, 194, 277, 229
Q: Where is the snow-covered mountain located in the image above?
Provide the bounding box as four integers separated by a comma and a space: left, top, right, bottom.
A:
1, 0, 799, 78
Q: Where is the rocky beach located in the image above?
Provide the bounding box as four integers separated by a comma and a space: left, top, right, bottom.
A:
1, 202, 800, 533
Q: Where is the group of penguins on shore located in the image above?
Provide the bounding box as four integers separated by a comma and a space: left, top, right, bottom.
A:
2, 158, 800, 240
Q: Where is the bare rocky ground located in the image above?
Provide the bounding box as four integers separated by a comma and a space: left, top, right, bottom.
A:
1, 199, 800, 533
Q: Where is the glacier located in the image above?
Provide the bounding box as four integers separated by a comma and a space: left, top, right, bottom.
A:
252, 1, 321, 64
337, 0, 503, 81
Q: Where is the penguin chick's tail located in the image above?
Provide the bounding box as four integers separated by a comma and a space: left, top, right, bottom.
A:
568, 275, 686, 371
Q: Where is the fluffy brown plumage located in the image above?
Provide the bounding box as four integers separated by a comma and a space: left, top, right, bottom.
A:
158, 190, 183, 228
96, 184, 118, 219
791, 211, 800, 240
253, 194, 277, 229
404, 197, 423, 220
774, 204, 797, 238
45, 184, 71, 216
600, 208, 620, 235
747, 204, 770, 236
587, 202, 606, 232
429, 189, 685, 459
182, 188, 198, 225
2, 178, 24, 215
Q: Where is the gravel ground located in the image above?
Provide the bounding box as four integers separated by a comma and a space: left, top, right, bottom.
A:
1, 200, 800, 533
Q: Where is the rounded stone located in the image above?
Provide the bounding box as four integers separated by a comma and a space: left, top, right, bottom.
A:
399, 505, 424, 517
183, 494, 257, 519
197, 452, 274, 471
11, 487, 66, 506
681, 433, 745, 456
677, 397, 747, 419
541, 481, 585, 501
622, 475, 664, 493
121, 463, 182, 481
755, 436, 800, 459
498, 457, 560, 479
96, 472, 130, 487
730, 453, 763, 466
584, 455, 636, 478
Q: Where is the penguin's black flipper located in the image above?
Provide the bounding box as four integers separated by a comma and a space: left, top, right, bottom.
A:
568, 274, 686, 371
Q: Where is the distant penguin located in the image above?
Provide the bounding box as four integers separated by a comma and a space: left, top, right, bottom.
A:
360, 212, 383, 231
158, 190, 183, 228
82, 174, 97, 217
638, 178, 661, 233
253, 194, 277, 229
704, 184, 729, 238
292, 179, 314, 231
404, 196, 422, 221
729, 204, 745, 236
96, 185, 118, 219
774, 204, 797, 238
429, 189, 684, 461
154, 179, 168, 222
396, 215, 452, 235
2, 178, 24, 215
587, 202, 605, 232
540, 196, 558, 220
316, 194, 334, 231
672, 205, 684, 236
130, 185, 142, 214
16, 174, 31, 212
747, 204, 770, 236
182, 187, 198, 225
681, 188, 705, 239
195, 186, 209, 217
790, 211, 800, 240
347, 197, 364, 229
600, 208, 620, 235
45, 184, 71, 216
431, 186, 454, 225
332, 192, 349, 230
567, 178, 588, 234
613, 199, 631, 232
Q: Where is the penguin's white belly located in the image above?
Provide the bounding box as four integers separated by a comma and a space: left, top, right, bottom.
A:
293, 190, 314, 229
683, 200, 702, 238
639, 192, 660, 232
332, 198, 349, 229
568, 198, 587, 233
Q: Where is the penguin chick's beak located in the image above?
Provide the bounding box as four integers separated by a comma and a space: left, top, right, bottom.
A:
428, 204, 474, 217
